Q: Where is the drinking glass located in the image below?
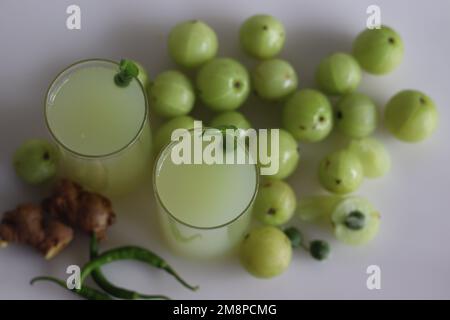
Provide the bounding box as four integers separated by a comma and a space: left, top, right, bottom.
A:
45, 59, 152, 196
153, 128, 259, 259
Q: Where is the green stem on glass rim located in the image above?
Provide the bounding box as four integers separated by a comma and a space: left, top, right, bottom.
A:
89, 234, 170, 300
30, 276, 112, 300
114, 59, 140, 87
81, 245, 199, 291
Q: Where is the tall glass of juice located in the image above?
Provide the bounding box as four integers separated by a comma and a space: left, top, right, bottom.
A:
45, 59, 152, 196
153, 127, 259, 259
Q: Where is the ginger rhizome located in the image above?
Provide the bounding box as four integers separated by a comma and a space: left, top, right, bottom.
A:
0, 179, 116, 258
43, 180, 116, 240
0, 204, 73, 259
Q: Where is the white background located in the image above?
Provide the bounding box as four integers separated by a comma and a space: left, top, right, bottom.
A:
0, 0, 449, 299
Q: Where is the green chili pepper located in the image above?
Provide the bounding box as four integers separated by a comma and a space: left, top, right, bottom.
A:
89, 234, 170, 300
81, 245, 199, 291
30, 276, 112, 300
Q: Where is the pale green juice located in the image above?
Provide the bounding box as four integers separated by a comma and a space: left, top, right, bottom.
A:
154, 130, 258, 258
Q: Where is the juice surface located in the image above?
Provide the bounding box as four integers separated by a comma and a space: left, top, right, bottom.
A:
46, 62, 146, 156
155, 135, 257, 229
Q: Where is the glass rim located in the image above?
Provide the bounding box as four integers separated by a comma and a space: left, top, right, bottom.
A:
44, 58, 149, 159
152, 127, 260, 230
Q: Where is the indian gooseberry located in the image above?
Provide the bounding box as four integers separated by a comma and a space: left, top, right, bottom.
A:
13, 139, 59, 185
331, 196, 381, 245
335, 92, 378, 138
154, 116, 196, 153
318, 149, 364, 194
258, 129, 300, 179
352, 25, 404, 75
196, 58, 250, 111
240, 226, 292, 278
253, 179, 297, 226
384, 90, 438, 143
168, 20, 218, 68
210, 111, 252, 130
274, 129, 300, 179
315, 53, 361, 95
282, 89, 333, 143
239, 14, 285, 59
252, 59, 298, 101
348, 137, 391, 178
149, 70, 195, 118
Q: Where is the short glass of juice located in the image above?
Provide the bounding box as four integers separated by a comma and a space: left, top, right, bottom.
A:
153, 127, 259, 259
45, 59, 152, 196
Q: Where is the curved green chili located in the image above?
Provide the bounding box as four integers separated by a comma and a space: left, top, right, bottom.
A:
89, 235, 170, 300
81, 245, 198, 291
30, 276, 112, 300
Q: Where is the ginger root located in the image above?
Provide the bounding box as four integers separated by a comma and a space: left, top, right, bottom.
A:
0, 204, 74, 259
43, 179, 116, 240
1, 179, 116, 259
39, 220, 74, 259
